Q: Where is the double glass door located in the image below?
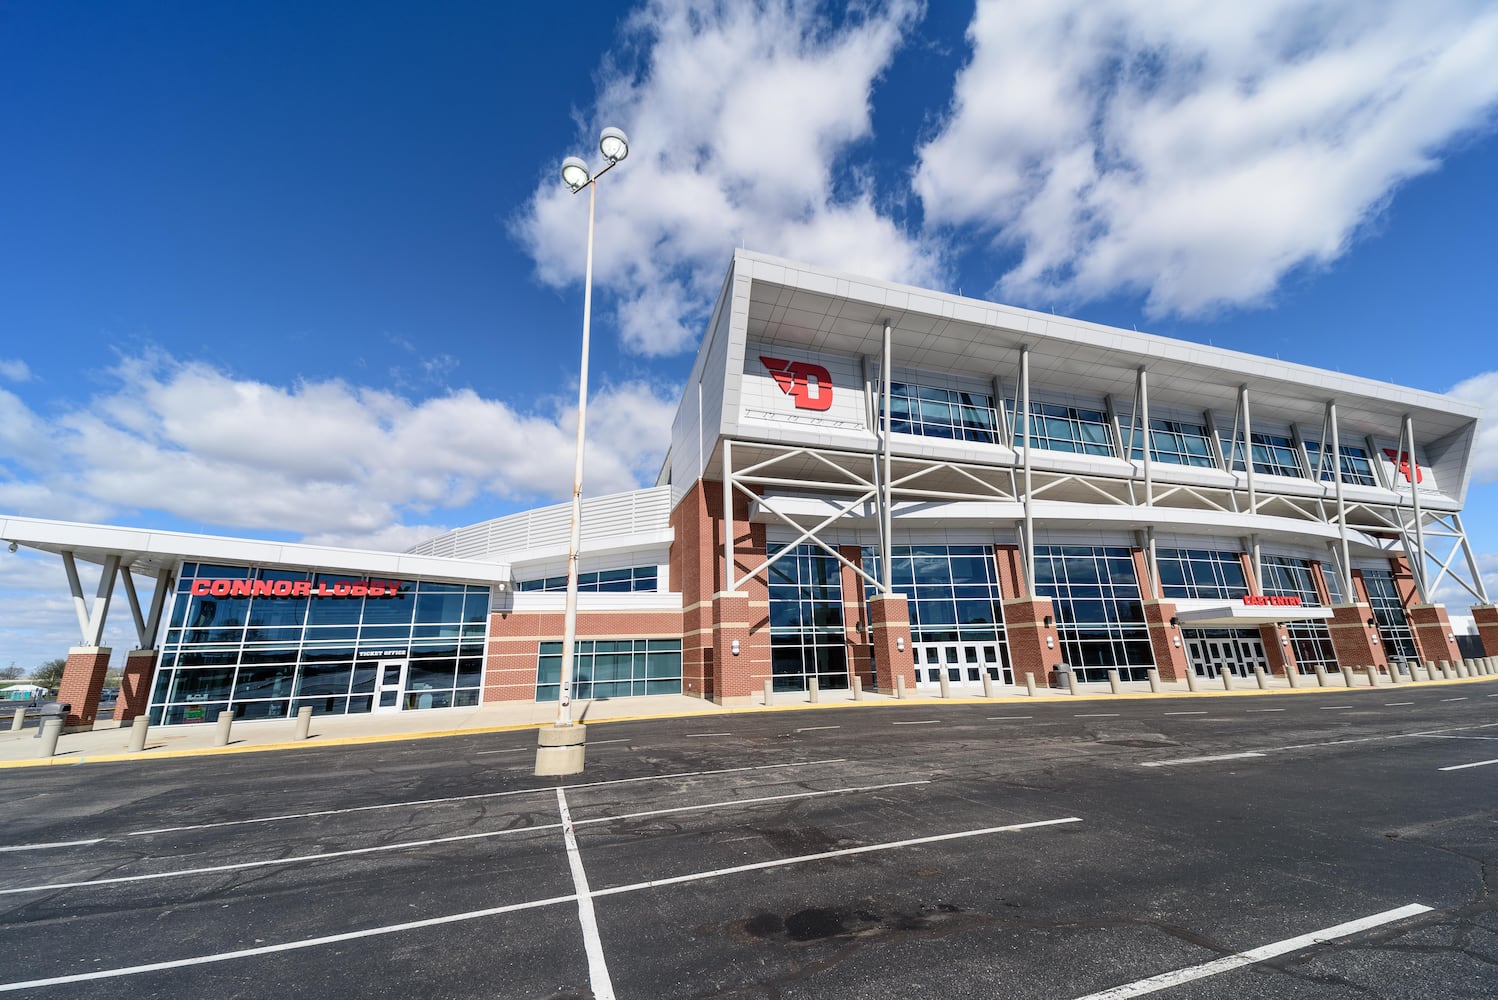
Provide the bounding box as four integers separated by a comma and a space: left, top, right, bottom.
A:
1186, 632, 1268, 678
912, 642, 1011, 690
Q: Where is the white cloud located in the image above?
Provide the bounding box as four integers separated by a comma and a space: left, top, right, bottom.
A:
915, 0, 1498, 316
513, 0, 944, 356
1448, 370, 1498, 482
0, 359, 32, 383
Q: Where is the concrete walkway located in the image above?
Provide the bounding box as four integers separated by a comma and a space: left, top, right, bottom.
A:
2, 668, 1492, 768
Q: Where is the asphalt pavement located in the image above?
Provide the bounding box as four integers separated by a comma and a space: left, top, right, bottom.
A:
0, 679, 1494, 998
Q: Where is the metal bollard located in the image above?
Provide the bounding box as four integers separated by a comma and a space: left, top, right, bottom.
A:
896, 675, 906, 700
808, 677, 820, 704
1024, 674, 1037, 697
1185, 670, 1199, 692
937, 670, 951, 699
764, 680, 774, 706
1107, 669, 1121, 695
1254, 667, 1268, 690
294, 705, 314, 740
1314, 665, 1328, 687
9, 706, 24, 732
1221, 668, 1234, 691
981, 672, 994, 698
38, 718, 62, 758
128, 714, 150, 752
214, 709, 234, 747
1147, 668, 1160, 693
852, 676, 864, 701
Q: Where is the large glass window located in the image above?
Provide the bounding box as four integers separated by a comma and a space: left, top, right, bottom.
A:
1260, 555, 1337, 672
517, 566, 658, 593
1231, 432, 1304, 478
1008, 401, 1115, 456
535, 639, 681, 702
1362, 569, 1417, 662
1303, 441, 1377, 486
1124, 418, 1217, 468
884, 382, 999, 443
767, 543, 847, 692
152, 566, 491, 724
1033, 545, 1154, 682
1156, 549, 1248, 600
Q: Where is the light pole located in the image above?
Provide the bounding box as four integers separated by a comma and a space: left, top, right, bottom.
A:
534, 126, 629, 777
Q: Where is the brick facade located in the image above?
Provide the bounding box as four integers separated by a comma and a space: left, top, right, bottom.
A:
1473, 605, 1498, 658
57, 646, 112, 730
1406, 603, 1463, 665
1141, 600, 1190, 680
114, 648, 158, 722
1327, 604, 1388, 672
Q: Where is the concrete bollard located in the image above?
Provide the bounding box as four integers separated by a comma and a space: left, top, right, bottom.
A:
1107, 669, 1121, 695
1221, 668, 1234, 691
937, 670, 951, 699
1185, 670, 1199, 692
1388, 662, 1402, 684
808, 677, 820, 704
214, 710, 234, 747
764, 680, 774, 706
9, 706, 24, 732
1341, 668, 1356, 688
1254, 667, 1268, 690
1314, 665, 1328, 687
1463, 658, 1477, 677
128, 714, 150, 752
534, 723, 587, 776
896, 675, 906, 700
1069, 672, 1082, 695
1024, 674, 1037, 697
981, 673, 994, 698
294, 705, 314, 740
1284, 667, 1298, 688
1147, 668, 1160, 693
38, 718, 62, 758
1440, 660, 1452, 680
1425, 660, 1438, 681
852, 676, 864, 701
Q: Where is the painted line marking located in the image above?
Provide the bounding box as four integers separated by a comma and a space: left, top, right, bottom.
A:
0, 815, 1076, 992
987, 716, 1033, 720
1163, 711, 1207, 716
1068, 903, 1432, 1000
1440, 758, 1498, 771
1385, 702, 1414, 707
0, 838, 103, 854
794, 726, 839, 733
892, 720, 940, 726
0, 781, 929, 896
1246, 708, 1285, 713
1413, 735, 1498, 741
557, 788, 616, 1000
1140, 753, 1266, 768
1319, 706, 1354, 710
1440, 697, 1469, 702
1143, 722, 1498, 766
115, 759, 847, 838
684, 733, 731, 738
1075, 714, 1120, 718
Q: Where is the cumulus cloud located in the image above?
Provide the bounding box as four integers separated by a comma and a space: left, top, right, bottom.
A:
915, 0, 1498, 316
513, 0, 944, 356
1448, 370, 1498, 482
0, 359, 32, 383
3, 351, 677, 536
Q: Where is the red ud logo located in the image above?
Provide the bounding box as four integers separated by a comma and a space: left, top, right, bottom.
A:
1382, 449, 1424, 484
760, 355, 834, 411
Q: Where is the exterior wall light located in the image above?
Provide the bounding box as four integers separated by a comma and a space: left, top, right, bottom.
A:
896, 636, 905, 652
1046, 636, 1054, 649
1043, 615, 1053, 628
730, 639, 740, 656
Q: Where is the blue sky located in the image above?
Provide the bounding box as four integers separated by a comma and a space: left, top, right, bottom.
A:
3, 0, 1498, 669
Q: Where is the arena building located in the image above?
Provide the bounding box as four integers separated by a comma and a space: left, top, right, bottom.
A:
5, 250, 1496, 730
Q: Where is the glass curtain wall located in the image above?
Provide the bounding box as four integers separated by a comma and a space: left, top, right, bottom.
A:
1033, 545, 1154, 682
883, 382, 999, 443
518, 567, 658, 592
1007, 401, 1115, 456
767, 543, 848, 692
1304, 442, 1377, 486
1156, 548, 1262, 675
152, 563, 489, 724
1231, 432, 1304, 477
1260, 555, 1337, 672
1362, 569, 1418, 662
535, 639, 682, 701
1124, 419, 1217, 468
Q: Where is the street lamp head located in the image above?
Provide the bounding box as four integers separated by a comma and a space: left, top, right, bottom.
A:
561, 156, 591, 191
599, 126, 629, 163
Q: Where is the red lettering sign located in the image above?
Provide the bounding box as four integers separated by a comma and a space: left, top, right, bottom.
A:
1382, 449, 1423, 484
1242, 595, 1302, 607
760, 355, 834, 411
190, 578, 408, 599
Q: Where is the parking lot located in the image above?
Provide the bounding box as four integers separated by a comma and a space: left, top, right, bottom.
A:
1, 682, 1494, 998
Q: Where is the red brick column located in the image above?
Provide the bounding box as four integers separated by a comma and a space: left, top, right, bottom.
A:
1328, 604, 1388, 672
1141, 600, 1189, 680
114, 649, 158, 722
1472, 605, 1498, 658
840, 546, 874, 690
1002, 597, 1056, 687
1407, 604, 1462, 666
58, 646, 112, 730
867, 594, 915, 693
1262, 625, 1296, 676
711, 591, 758, 702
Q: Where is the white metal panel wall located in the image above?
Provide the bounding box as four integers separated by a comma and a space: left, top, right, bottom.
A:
406, 486, 672, 559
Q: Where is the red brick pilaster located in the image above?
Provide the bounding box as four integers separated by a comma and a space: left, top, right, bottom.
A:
1002, 597, 1056, 687
840, 546, 874, 689
114, 649, 157, 722
1407, 604, 1463, 665
867, 594, 915, 693
1472, 605, 1498, 658
1328, 604, 1388, 672
58, 646, 112, 730
711, 591, 758, 702
1141, 600, 1189, 680
1262, 625, 1295, 676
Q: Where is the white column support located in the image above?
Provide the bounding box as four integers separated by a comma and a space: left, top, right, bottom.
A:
880, 319, 893, 594
120, 566, 148, 649
1404, 415, 1428, 602
62, 551, 91, 640
722, 438, 734, 593
1454, 513, 1491, 605
1250, 533, 1263, 597
1327, 400, 1353, 601
1020, 345, 1035, 594
1239, 385, 1256, 515
1137, 366, 1153, 507
144, 567, 173, 648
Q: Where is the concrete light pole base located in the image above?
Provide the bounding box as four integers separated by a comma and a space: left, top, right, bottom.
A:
535, 724, 587, 776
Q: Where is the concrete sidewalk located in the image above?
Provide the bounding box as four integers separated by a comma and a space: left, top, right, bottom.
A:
2, 669, 1490, 768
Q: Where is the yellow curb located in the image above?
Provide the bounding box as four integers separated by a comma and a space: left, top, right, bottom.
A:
1, 674, 1491, 770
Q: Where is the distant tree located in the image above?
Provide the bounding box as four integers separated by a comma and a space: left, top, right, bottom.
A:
32, 658, 66, 690
0, 664, 23, 681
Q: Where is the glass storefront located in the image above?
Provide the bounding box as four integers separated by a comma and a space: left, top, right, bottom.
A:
1260, 555, 1337, 672
767, 543, 847, 692
1033, 544, 1155, 682
150, 563, 490, 724
534, 639, 682, 701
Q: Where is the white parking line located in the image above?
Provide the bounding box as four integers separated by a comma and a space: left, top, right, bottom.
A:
1075, 714, 1120, 718
987, 716, 1033, 720
0, 814, 1077, 992
1440, 758, 1498, 771
892, 720, 940, 726
794, 726, 839, 733
1440, 697, 1469, 702
1319, 706, 1354, 710
557, 788, 615, 1000
0, 780, 929, 896
1245, 709, 1285, 713
1385, 702, 1414, 707
1163, 711, 1207, 716
1069, 903, 1432, 999
0, 838, 103, 854
1140, 753, 1266, 768
684, 733, 731, 738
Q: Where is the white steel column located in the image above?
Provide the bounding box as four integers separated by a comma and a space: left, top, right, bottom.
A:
1327, 400, 1353, 601
120, 566, 148, 649
62, 551, 90, 640
722, 438, 734, 592
880, 319, 893, 592
1239, 385, 1256, 514
1138, 367, 1153, 506
144, 567, 173, 647
1404, 415, 1428, 601
1020, 345, 1035, 593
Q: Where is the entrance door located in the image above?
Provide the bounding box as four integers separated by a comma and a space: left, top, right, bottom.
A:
373, 659, 408, 712
913, 643, 1011, 690
1188, 633, 1266, 678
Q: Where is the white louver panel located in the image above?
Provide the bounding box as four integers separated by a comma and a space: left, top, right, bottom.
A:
405, 486, 672, 561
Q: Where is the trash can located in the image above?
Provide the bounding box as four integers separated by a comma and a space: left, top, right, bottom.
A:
33, 702, 70, 738
1051, 664, 1072, 690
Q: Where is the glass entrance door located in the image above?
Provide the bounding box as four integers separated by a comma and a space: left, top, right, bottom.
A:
913, 643, 1011, 690
1187, 631, 1268, 678
373, 659, 408, 712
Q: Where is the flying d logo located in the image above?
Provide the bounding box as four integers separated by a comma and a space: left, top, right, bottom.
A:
760, 355, 833, 411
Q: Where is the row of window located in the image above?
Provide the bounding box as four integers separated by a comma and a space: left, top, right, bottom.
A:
875, 383, 1386, 485
534, 639, 682, 701
516, 566, 659, 593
